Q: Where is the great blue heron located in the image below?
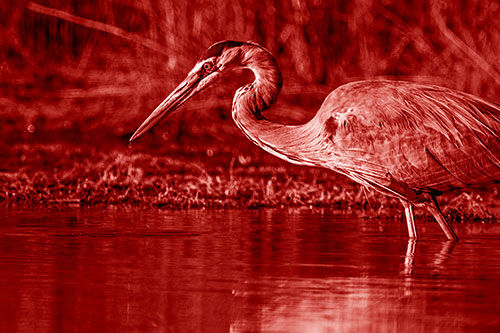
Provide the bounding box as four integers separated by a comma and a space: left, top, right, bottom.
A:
130, 40, 500, 241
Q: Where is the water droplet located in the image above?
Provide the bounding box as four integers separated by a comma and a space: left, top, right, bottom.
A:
27, 124, 35, 133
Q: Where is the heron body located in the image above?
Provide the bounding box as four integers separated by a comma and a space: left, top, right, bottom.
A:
130, 40, 500, 241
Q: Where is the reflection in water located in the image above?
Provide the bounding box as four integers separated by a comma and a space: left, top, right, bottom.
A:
0, 208, 499, 331
401, 239, 457, 277
431, 240, 457, 273
402, 239, 417, 276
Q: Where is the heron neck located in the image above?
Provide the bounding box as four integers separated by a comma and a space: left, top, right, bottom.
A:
231, 46, 319, 166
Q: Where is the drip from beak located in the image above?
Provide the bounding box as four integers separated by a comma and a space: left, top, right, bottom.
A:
129, 73, 201, 143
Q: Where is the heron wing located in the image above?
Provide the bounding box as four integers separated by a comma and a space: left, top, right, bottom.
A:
319, 80, 500, 194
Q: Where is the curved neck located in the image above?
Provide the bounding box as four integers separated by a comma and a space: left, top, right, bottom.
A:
234, 45, 282, 116
231, 45, 319, 166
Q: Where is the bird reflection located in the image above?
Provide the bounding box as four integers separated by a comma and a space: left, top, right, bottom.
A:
401, 239, 456, 277
402, 239, 418, 276
431, 240, 456, 274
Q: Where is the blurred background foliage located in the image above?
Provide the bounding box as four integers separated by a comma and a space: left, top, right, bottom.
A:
1, 0, 500, 147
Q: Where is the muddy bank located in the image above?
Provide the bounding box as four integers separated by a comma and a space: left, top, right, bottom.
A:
1, 140, 498, 224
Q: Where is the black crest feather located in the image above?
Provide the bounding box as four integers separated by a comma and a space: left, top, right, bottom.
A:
201, 40, 245, 60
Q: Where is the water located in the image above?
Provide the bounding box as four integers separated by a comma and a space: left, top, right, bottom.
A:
0, 208, 499, 332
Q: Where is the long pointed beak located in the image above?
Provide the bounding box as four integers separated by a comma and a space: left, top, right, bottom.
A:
130, 73, 201, 143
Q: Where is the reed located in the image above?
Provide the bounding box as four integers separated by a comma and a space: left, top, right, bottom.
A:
1, 0, 499, 141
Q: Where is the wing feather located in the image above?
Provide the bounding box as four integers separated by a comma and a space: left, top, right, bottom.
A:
318, 80, 500, 194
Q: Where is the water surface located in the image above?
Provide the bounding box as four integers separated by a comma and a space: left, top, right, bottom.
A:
0, 208, 499, 332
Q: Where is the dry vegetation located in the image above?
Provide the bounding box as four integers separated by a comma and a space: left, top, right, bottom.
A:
0, 0, 499, 220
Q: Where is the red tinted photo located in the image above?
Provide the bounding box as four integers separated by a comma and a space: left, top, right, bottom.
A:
1, 1, 499, 331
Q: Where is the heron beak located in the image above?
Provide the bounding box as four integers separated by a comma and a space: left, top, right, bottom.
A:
129, 73, 201, 143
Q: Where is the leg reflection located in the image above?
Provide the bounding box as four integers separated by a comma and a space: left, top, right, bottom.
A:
400, 239, 456, 277
431, 240, 456, 274
402, 238, 417, 276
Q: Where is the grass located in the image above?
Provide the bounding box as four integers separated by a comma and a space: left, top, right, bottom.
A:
1, 138, 498, 223
1, 140, 363, 209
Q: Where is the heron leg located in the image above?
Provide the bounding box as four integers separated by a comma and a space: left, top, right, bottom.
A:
426, 196, 458, 241
400, 199, 418, 239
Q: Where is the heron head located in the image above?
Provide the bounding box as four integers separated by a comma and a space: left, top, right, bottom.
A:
129, 40, 246, 143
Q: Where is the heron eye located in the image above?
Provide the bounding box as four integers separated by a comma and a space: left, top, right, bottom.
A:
202, 62, 213, 73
